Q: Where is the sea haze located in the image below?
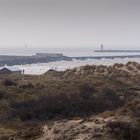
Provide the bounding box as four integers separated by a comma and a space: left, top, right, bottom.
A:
0, 0, 140, 48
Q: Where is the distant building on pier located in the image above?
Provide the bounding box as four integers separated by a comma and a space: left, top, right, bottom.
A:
35, 53, 63, 58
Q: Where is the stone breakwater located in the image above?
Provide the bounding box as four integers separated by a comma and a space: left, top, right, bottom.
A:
0, 54, 72, 66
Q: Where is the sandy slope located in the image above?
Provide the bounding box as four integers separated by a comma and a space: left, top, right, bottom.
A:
37, 116, 127, 140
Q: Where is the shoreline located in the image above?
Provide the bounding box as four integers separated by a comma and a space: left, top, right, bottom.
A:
15, 57, 140, 75
1, 53, 140, 66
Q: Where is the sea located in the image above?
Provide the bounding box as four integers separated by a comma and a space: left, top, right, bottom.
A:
1, 47, 140, 75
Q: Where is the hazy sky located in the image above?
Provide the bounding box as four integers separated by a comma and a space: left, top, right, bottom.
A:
0, 0, 140, 49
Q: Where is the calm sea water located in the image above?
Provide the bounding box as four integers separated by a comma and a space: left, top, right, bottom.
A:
1, 47, 140, 57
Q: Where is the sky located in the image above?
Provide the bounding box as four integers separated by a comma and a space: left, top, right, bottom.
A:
0, 0, 140, 50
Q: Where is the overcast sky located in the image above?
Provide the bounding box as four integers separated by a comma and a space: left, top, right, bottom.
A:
0, 0, 140, 49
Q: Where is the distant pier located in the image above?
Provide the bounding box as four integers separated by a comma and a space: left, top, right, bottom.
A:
73, 54, 140, 60
94, 50, 140, 53
95, 44, 140, 53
